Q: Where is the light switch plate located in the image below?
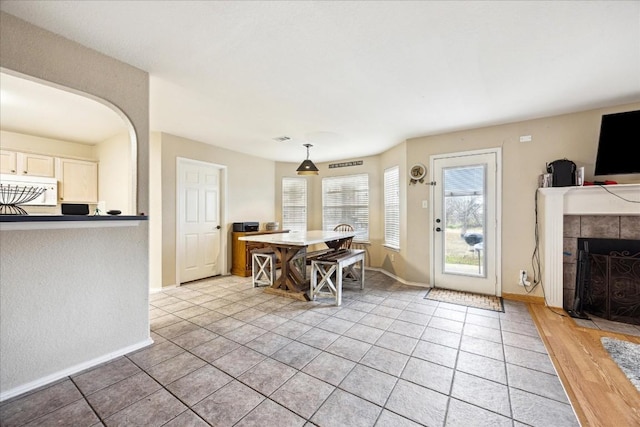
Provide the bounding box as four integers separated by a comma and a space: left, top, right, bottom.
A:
519, 135, 532, 142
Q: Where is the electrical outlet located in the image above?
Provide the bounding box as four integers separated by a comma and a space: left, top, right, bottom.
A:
519, 270, 531, 286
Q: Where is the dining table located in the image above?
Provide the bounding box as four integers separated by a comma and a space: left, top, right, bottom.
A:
238, 229, 356, 300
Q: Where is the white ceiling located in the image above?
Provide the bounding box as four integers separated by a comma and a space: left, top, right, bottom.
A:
1, 1, 639, 162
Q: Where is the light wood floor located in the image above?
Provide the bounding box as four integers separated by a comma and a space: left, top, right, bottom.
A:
528, 303, 640, 427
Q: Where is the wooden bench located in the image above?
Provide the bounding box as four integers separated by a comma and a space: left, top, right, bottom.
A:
302, 248, 334, 264
310, 249, 365, 306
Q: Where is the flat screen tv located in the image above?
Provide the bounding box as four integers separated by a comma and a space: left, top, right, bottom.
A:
594, 109, 640, 176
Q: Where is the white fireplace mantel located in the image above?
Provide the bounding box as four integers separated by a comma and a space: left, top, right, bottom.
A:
538, 184, 640, 307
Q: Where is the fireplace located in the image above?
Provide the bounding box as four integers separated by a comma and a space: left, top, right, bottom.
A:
570, 237, 640, 325
537, 184, 640, 308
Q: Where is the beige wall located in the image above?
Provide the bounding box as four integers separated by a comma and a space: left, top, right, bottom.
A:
158, 132, 276, 287
405, 102, 640, 296
149, 132, 163, 292
0, 12, 149, 212
0, 130, 96, 159
379, 142, 409, 279
95, 131, 133, 214
273, 103, 640, 296
0, 11, 150, 399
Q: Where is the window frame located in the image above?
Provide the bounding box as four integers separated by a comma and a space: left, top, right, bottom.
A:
321, 173, 369, 242
281, 177, 307, 232
384, 165, 400, 249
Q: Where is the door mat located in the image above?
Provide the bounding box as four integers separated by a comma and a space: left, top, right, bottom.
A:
601, 337, 640, 392
424, 288, 504, 312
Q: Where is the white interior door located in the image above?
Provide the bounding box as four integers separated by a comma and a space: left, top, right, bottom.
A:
178, 158, 221, 283
431, 149, 500, 295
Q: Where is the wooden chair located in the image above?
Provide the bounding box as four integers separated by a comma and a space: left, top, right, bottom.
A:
304, 224, 355, 267
333, 223, 354, 249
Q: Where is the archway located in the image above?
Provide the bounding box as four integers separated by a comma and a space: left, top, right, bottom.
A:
0, 69, 137, 214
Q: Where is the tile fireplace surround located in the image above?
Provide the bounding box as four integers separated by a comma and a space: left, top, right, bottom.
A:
537, 184, 640, 308
562, 215, 640, 310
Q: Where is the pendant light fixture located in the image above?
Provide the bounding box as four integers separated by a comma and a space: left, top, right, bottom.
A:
296, 143, 319, 175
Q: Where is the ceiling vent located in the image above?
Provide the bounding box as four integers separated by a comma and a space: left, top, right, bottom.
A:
273, 136, 292, 143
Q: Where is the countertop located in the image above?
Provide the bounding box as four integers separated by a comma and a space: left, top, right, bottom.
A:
0, 214, 147, 230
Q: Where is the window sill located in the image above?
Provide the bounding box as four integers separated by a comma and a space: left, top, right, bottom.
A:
383, 244, 400, 251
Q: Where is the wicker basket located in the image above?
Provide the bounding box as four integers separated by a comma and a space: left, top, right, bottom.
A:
0, 183, 46, 215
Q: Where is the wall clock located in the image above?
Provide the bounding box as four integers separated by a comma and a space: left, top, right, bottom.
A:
410, 163, 427, 184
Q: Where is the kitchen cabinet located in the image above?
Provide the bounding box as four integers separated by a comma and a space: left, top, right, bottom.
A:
231, 230, 288, 277
56, 157, 98, 203
0, 150, 55, 177
0, 150, 16, 174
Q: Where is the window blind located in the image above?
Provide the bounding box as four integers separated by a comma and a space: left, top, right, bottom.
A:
384, 166, 400, 248
282, 177, 307, 232
322, 173, 369, 241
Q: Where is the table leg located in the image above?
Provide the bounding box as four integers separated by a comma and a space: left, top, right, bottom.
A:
264, 245, 310, 301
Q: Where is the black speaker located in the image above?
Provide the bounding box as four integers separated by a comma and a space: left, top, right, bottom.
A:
546, 158, 576, 187
61, 203, 89, 215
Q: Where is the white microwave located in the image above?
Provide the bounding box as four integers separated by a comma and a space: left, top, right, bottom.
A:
0, 174, 58, 206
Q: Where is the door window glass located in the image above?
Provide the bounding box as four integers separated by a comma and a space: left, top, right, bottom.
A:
443, 165, 485, 277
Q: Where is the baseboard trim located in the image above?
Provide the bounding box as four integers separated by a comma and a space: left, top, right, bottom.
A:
502, 292, 545, 305
0, 337, 154, 402
366, 267, 430, 288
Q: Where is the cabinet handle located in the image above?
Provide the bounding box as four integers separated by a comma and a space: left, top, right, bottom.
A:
11, 169, 15, 173
23, 171, 28, 174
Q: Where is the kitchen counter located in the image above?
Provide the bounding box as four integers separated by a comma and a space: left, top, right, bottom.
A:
0, 215, 147, 230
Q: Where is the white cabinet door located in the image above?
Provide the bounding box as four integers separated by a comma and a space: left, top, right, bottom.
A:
21, 153, 55, 177
0, 150, 17, 174
57, 158, 98, 203
0, 150, 55, 177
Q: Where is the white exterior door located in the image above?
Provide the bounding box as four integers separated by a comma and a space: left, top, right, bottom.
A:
431, 149, 501, 296
178, 158, 221, 283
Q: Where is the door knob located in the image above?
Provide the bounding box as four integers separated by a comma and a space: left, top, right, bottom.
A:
436, 227, 442, 232
436, 218, 441, 223
216, 225, 221, 229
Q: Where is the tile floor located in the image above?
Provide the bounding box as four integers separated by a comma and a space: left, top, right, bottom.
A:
0, 272, 580, 426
